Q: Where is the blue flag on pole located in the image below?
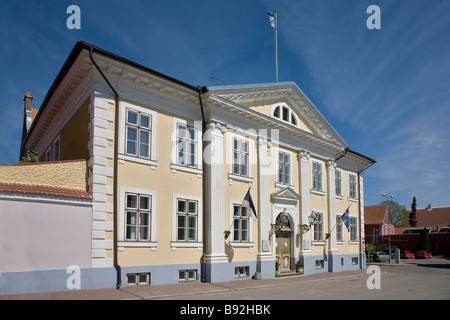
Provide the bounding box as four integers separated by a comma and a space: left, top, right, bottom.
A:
341, 207, 351, 231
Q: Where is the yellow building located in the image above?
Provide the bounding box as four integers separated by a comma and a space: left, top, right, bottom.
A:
20, 41, 375, 289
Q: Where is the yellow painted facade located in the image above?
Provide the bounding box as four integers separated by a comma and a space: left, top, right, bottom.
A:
19, 42, 374, 288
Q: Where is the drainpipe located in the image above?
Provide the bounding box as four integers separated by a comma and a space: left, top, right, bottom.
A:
89, 48, 122, 289
197, 85, 208, 282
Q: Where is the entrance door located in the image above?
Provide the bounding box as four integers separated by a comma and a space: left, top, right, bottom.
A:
276, 230, 291, 270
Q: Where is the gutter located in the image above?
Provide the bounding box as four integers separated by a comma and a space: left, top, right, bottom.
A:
197, 85, 208, 282
88, 48, 122, 289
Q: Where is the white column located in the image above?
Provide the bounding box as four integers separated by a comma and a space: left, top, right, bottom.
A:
327, 160, 338, 254
203, 121, 228, 281
298, 151, 311, 254
257, 136, 275, 278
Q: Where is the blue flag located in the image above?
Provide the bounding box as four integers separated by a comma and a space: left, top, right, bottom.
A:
341, 207, 350, 231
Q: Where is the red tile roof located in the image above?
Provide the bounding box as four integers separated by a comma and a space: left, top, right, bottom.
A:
412, 206, 450, 229
364, 204, 389, 224
0, 182, 92, 200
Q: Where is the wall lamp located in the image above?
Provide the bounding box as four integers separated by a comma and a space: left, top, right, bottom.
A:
298, 212, 317, 235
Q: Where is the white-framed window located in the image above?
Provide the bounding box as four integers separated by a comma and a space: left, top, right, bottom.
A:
176, 198, 198, 242
171, 193, 202, 249
335, 169, 343, 197
171, 118, 202, 174
336, 215, 343, 242
271, 102, 300, 127
126, 273, 150, 287
228, 133, 254, 185
125, 108, 151, 159
350, 216, 358, 242
125, 193, 151, 241
232, 137, 249, 177
235, 266, 249, 278
119, 102, 157, 165
313, 211, 324, 241
315, 260, 324, 269
277, 150, 291, 185
349, 173, 358, 199
233, 204, 249, 242
312, 160, 324, 192
177, 123, 196, 167
118, 187, 157, 247
178, 270, 197, 282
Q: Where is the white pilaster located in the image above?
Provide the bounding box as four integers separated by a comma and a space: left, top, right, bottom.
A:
88, 96, 114, 268
299, 151, 311, 254
327, 160, 338, 254
257, 136, 274, 267
203, 121, 228, 265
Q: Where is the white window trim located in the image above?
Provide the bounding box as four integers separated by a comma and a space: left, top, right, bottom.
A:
349, 216, 359, 243
119, 101, 157, 165
348, 172, 358, 201
311, 159, 325, 195
335, 168, 343, 199
229, 199, 254, 248
312, 210, 326, 244
118, 186, 157, 248
275, 147, 293, 187
228, 132, 253, 184
270, 102, 300, 128
170, 117, 203, 175
171, 193, 203, 250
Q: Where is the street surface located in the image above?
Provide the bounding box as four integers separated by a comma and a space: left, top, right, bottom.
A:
153, 258, 450, 300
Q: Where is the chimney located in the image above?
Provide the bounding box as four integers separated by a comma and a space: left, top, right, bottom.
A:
24, 92, 33, 131
426, 204, 432, 211
19, 92, 33, 160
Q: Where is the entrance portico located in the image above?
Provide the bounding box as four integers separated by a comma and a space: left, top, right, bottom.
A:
271, 187, 300, 272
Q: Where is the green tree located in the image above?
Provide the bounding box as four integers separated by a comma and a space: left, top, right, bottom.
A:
417, 227, 431, 252
17, 150, 38, 164
381, 200, 408, 227
409, 197, 417, 227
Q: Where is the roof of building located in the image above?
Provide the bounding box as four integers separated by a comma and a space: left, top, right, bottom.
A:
0, 181, 92, 199
0, 159, 90, 200
364, 204, 389, 225
411, 206, 450, 229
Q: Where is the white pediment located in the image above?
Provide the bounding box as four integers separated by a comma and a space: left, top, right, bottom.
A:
209, 82, 347, 148
271, 186, 300, 203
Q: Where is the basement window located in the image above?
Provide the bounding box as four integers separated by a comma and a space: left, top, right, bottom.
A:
178, 269, 197, 282
126, 272, 151, 287
235, 266, 250, 278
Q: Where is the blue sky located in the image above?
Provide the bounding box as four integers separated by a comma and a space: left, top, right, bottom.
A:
1, 0, 449, 209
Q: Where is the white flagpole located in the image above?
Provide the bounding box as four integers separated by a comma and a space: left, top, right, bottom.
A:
274, 10, 278, 83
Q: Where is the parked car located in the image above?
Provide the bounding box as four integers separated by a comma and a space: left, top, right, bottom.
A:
400, 250, 414, 259
384, 249, 396, 259
376, 251, 391, 262
414, 250, 432, 259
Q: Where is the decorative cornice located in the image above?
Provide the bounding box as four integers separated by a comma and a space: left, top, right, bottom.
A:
207, 95, 345, 154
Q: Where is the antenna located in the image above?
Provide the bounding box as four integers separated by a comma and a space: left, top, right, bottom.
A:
210, 74, 224, 86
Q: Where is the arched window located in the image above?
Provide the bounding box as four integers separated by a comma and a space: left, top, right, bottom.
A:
271, 102, 299, 128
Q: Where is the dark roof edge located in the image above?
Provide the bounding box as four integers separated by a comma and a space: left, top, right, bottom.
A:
24, 41, 201, 146
347, 148, 376, 164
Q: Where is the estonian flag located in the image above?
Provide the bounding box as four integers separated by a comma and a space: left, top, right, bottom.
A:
268, 12, 275, 28
242, 189, 257, 222
341, 207, 351, 231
